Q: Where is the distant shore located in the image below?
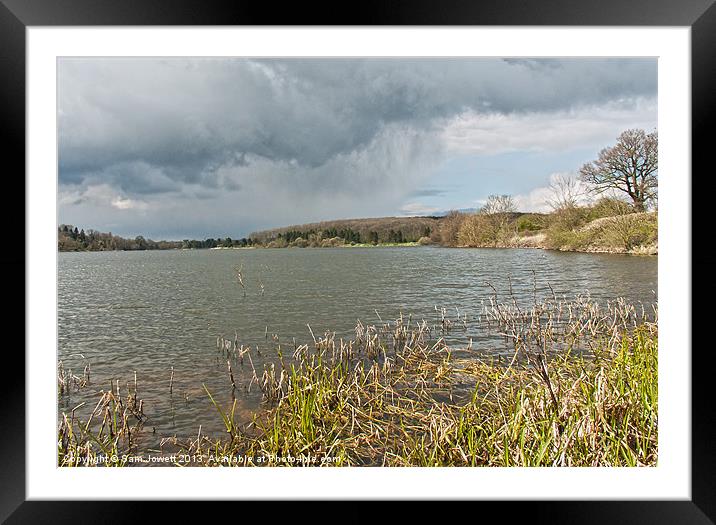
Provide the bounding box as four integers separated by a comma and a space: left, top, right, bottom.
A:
59, 207, 657, 256
61, 237, 656, 256
212, 240, 656, 255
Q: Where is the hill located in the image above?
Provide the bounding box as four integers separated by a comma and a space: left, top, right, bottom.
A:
250, 216, 442, 246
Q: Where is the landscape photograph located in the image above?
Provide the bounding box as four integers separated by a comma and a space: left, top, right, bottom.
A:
57, 57, 658, 467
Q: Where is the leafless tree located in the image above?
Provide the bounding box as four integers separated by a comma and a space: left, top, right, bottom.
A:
482, 195, 516, 235
545, 174, 583, 212
544, 175, 588, 231
579, 129, 658, 212
481, 194, 516, 215
473, 194, 517, 245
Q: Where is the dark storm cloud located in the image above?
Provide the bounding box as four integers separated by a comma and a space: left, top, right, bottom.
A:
409, 188, 449, 198
58, 57, 657, 195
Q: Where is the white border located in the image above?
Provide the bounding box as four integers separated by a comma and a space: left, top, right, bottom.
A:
27, 27, 691, 500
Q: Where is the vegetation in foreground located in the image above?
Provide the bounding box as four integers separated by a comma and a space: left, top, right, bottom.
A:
58, 293, 658, 467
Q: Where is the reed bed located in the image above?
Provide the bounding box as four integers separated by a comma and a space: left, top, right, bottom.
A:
58, 374, 147, 466
57, 360, 91, 395
183, 294, 657, 467
58, 292, 658, 467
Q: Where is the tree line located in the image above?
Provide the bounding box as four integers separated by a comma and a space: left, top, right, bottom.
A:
251, 217, 437, 247
259, 225, 434, 247
58, 225, 256, 252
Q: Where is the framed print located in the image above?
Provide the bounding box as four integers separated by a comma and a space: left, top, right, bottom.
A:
2, 0, 713, 522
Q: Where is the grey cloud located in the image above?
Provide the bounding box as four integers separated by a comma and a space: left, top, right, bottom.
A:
59, 57, 657, 195
409, 188, 449, 198
58, 57, 657, 238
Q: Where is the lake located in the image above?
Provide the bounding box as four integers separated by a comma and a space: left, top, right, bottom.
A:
58, 246, 657, 446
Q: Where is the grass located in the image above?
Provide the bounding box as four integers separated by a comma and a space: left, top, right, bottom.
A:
544, 211, 657, 253
58, 292, 658, 467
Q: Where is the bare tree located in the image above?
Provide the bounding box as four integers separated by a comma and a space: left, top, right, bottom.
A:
579, 129, 657, 212
478, 194, 517, 245
545, 174, 584, 212
481, 194, 516, 215
544, 174, 588, 231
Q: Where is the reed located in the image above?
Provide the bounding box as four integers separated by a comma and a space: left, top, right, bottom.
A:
57, 381, 147, 467
180, 294, 657, 467
58, 291, 657, 467
57, 359, 91, 395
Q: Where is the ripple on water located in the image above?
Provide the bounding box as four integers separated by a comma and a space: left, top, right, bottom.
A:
58, 247, 657, 441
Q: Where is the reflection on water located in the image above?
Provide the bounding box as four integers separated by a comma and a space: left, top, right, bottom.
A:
58, 247, 657, 445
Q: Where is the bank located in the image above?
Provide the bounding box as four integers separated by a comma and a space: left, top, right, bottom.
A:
456, 212, 658, 256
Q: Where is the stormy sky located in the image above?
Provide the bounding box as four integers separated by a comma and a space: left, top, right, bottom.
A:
58, 57, 657, 240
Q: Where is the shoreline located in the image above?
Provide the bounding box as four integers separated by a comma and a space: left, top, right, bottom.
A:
59, 242, 657, 256
58, 210, 658, 256
474, 235, 658, 256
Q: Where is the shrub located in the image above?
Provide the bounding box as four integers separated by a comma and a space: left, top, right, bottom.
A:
266, 237, 288, 248
548, 205, 589, 231
600, 213, 658, 251
544, 228, 589, 251
589, 196, 634, 220
438, 211, 466, 247
457, 214, 498, 247
320, 237, 345, 247
290, 237, 309, 248
516, 214, 544, 232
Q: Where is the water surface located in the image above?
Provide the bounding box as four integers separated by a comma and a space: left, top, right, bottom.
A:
58, 247, 657, 443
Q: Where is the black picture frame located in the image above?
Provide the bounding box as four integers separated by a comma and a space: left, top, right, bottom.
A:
2, 0, 711, 522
